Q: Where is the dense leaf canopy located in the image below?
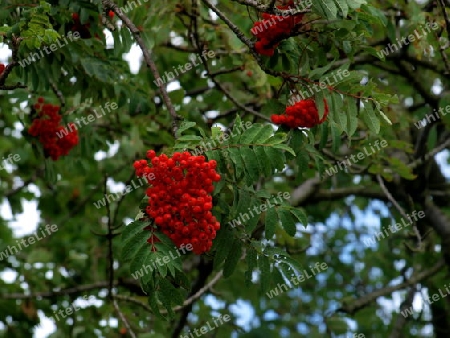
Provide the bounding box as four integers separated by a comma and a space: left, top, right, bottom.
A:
1, 0, 450, 337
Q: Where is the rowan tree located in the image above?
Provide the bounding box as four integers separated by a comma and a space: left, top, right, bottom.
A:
0, 0, 449, 337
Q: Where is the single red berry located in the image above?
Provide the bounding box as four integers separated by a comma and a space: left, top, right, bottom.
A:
108, 10, 114, 19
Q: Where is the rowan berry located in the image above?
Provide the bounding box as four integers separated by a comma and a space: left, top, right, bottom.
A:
208, 160, 217, 169
271, 98, 329, 129
108, 10, 114, 19
172, 152, 181, 161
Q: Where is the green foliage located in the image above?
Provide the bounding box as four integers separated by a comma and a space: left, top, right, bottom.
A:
0, 0, 448, 337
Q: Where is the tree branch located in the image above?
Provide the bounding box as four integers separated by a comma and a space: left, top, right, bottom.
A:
102, 0, 180, 136
337, 259, 445, 315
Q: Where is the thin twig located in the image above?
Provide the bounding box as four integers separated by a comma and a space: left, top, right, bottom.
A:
114, 270, 223, 315
49, 80, 66, 109
230, 0, 311, 15
408, 137, 450, 170
104, 175, 114, 300
102, 0, 180, 136
389, 286, 417, 338
376, 175, 422, 250
0, 36, 24, 89
337, 259, 445, 315
113, 299, 137, 338
201, 0, 253, 49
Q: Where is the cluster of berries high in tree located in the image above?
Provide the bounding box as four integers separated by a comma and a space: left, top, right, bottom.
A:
134, 151, 221, 255
28, 98, 79, 160
271, 98, 329, 128
251, 1, 304, 56
70, 11, 114, 39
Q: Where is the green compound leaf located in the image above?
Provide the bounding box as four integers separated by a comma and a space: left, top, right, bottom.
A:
264, 147, 285, 171
121, 221, 149, 261
241, 147, 262, 183
277, 208, 297, 237
259, 254, 272, 293
253, 124, 275, 143
175, 121, 196, 138
361, 100, 380, 134
213, 228, 234, 269
254, 146, 274, 177
235, 188, 252, 223
312, 0, 338, 20
228, 147, 245, 178
240, 124, 264, 144
288, 207, 308, 228
272, 144, 296, 157
245, 245, 258, 286
265, 207, 278, 240
223, 239, 242, 278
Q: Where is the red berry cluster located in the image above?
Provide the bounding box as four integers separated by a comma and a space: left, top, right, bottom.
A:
251, 1, 304, 56
28, 98, 79, 160
0, 63, 5, 75
71, 11, 114, 39
71, 13, 92, 39
271, 98, 329, 128
134, 151, 221, 255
